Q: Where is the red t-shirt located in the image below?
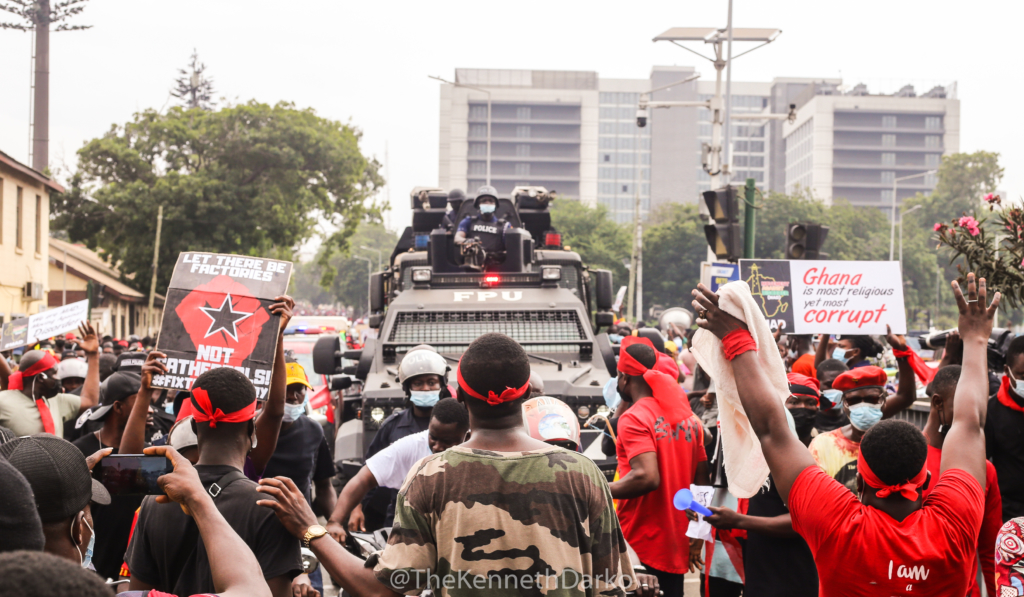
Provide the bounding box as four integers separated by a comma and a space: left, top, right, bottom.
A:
922, 445, 1002, 597
616, 399, 706, 574
791, 353, 817, 379
789, 464, 984, 596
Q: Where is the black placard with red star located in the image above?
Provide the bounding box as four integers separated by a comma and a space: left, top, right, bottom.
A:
153, 252, 293, 395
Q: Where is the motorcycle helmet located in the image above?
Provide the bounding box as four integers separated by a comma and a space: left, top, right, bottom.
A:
522, 396, 581, 451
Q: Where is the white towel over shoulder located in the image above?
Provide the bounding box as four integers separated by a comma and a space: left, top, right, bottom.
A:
691, 280, 791, 498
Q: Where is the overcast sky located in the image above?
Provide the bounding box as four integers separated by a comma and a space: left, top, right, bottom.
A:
1, 0, 1020, 248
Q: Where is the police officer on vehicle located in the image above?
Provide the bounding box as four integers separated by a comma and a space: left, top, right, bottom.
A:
455, 186, 511, 268
442, 188, 466, 229
349, 345, 452, 532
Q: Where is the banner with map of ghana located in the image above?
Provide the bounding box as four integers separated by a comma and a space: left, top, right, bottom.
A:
739, 260, 906, 335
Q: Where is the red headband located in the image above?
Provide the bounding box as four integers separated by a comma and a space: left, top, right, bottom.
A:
8, 353, 59, 391
618, 336, 692, 422
857, 451, 928, 501
190, 387, 256, 428
456, 363, 529, 406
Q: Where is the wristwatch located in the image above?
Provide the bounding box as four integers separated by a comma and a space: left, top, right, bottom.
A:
302, 524, 328, 548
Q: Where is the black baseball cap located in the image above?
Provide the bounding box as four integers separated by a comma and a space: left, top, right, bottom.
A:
113, 351, 147, 374
0, 435, 110, 523
0, 455, 45, 552
78, 371, 141, 426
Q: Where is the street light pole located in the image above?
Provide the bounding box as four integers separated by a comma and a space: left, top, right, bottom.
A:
355, 256, 372, 319
360, 245, 382, 271
889, 170, 937, 260
899, 204, 923, 265
430, 75, 491, 186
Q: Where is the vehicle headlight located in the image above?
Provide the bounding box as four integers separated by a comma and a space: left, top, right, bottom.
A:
412, 268, 432, 282
597, 405, 610, 415
577, 406, 590, 418
371, 407, 386, 422
541, 266, 561, 280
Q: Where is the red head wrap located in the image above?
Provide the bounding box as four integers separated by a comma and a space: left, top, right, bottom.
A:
456, 363, 530, 406
618, 336, 692, 422
786, 372, 821, 401
8, 352, 59, 391
190, 387, 256, 428
857, 451, 928, 501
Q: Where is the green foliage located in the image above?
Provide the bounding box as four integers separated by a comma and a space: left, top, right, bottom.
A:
641, 203, 708, 311
550, 200, 632, 285
53, 102, 384, 293
291, 222, 399, 315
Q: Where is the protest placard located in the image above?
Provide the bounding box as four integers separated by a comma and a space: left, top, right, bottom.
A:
739, 259, 906, 335
0, 300, 90, 351
153, 253, 293, 396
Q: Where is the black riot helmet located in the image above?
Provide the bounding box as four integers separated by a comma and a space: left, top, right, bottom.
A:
473, 185, 499, 208
448, 188, 466, 202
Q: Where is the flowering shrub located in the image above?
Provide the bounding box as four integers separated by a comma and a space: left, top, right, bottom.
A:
934, 195, 1024, 308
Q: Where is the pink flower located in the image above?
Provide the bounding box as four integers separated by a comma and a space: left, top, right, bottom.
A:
958, 216, 981, 236
984, 193, 995, 201
934, 223, 943, 231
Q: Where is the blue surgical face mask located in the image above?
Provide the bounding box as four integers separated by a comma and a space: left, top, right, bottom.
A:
74, 514, 95, 569
603, 377, 622, 410
608, 333, 623, 343
164, 401, 175, 415
848, 402, 883, 431
1010, 372, 1024, 397
832, 347, 849, 361
479, 203, 496, 214
822, 389, 843, 408
410, 390, 441, 408
282, 401, 306, 423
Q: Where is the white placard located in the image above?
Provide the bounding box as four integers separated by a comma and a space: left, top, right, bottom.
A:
788, 261, 907, 335
0, 300, 89, 350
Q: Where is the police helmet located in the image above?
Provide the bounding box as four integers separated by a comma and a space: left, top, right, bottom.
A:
473, 185, 499, 208
448, 188, 466, 201
398, 347, 449, 389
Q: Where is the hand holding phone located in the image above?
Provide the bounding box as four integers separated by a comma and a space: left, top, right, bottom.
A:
93, 454, 173, 496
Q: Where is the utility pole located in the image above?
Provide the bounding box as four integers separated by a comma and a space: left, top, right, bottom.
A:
743, 178, 756, 258
148, 205, 163, 336
2, 0, 92, 171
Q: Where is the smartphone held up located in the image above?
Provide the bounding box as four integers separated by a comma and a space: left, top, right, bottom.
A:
93, 454, 172, 496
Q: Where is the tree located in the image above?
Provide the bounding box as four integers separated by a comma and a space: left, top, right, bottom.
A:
2, 0, 92, 170
550, 199, 632, 288
641, 203, 708, 313
53, 101, 384, 293
291, 222, 399, 316
171, 49, 216, 110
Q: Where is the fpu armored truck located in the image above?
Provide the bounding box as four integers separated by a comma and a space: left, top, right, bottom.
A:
314, 186, 619, 474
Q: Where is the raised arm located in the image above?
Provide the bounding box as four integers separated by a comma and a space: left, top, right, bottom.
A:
0, 351, 11, 390
250, 295, 293, 475
77, 322, 101, 411
326, 465, 379, 543
940, 273, 997, 488
813, 333, 831, 369
148, 445, 272, 597
120, 351, 167, 455
881, 326, 917, 419
692, 284, 817, 502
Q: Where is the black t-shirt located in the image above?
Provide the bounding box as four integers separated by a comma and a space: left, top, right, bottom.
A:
744, 474, 818, 597
262, 415, 335, 504
125, 464, 302, 595
73, 431, 145, 581
814, 409, 849, 433
986, 393, 1024, 520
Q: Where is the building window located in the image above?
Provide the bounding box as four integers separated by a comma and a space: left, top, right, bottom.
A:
881, 190, 894, 203
516, 107, 531, 120
925, 154, 940, 167
698, 108, 711, 122
600, 137, 616, 150
602, 153, 612, 162
618, 153, 634, 165
469, 124, 487, 138
925, 116, 941, 130
468, 162, 486, 175
925, 135, 940, 148
599, 167, 615, 179
618, 167, 635, 180
15, 186, 23, 250
881, 171, 895, 184
599, 183, 615, 194
516, 144, 530, 157
600, 92, 615, 104
599, 107, 617, 119
469, 105, 488, 120
924, 172, 938, 186
515, 163, 530, 176
35, 195, 41, 254
619, 107, 633, 120
882, 134, 896, 147
469, 143, 486, 156
881, 153, 896, 166
699, 123, 712, 137
734, 141, 748, 152
735, 155, 748, 167
750, 141, 765, 152
621, 184, 630, 194
600, 122, 615, 134
515, 126, 531, 138
618, 137, 635, 150
882, 115, 897, 128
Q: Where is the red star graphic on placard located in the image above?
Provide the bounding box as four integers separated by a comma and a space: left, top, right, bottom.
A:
175, 275, 270, 367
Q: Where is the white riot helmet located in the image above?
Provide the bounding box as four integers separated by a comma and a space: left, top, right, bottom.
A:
398, 347, 449, 391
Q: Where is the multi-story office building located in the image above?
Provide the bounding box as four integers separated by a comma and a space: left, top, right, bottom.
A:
438, 69, 959, 222
782, 83, 959, 213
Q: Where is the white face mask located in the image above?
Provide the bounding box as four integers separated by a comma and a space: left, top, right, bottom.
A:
282, 401, 306, 423
1010, 372, 1024, 397
479, 203, 496, 214
73, 513, 95, 569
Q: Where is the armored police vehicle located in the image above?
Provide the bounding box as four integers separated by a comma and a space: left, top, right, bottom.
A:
314, 186, 620, 476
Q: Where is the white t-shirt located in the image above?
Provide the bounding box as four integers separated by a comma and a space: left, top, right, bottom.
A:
366, 430, 432, 489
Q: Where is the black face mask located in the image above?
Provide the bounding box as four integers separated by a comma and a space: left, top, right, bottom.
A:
788, 407, 816, 437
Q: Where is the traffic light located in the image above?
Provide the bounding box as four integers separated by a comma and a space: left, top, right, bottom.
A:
785, 222, 830, 260
702, 186, 743, 262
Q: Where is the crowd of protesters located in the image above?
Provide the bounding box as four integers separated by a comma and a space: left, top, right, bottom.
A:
2, 271, 1024, 597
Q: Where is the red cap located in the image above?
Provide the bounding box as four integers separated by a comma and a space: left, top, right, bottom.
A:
786, 372, 820, 399
832, 366, 887, 392
64, 332, 76, 340
117, 340, 129, 348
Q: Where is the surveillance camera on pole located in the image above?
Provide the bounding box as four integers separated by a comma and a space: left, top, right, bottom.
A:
636, 107, 648, 128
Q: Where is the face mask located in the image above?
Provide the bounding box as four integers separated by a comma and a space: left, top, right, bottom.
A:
73, 514, 95, 569
164, 401, 175, 415
479, 203, 496, 214
282, 401, 306, 423
832, 348, 849, 361
603, 377, 622, 410
848, 403, 883, 431
410, 390, 440, 408
1010, 372, 1024, 398
822, 389, 843, 409
608, 334, 623, 343
788, 407, 816, 437
788, 349, 799, 359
